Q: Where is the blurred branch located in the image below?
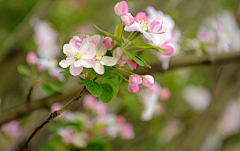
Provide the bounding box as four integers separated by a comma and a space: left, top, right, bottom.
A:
0, 0, 56, 63
19, 86, 87, 151
173, 62, 240, 151
0, 52, 240, 125
135, 51, 240, 75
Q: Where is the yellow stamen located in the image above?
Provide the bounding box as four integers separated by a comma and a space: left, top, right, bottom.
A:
95, 50, 105, 58
74, 52, 82, 59
140, 19, 149, 29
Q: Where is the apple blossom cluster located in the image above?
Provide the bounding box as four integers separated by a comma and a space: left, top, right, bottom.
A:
26, 18, 64, 81
138, 82, 171, 121
46, 95, 134, 149
188, 11, 240, 55
58, 1, 175, 102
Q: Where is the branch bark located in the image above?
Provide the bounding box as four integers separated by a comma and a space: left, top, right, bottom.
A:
0, 52, 240, 125
18, 86, 87, 151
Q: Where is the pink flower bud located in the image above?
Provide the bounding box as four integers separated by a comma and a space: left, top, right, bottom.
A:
129, 75, 142, 85
127, 59, 137, 69
26, 52, 37, 64
148, 20, 163, 33
114, 1, 129, 16
159, 87, 171, 101
128, 84, 139, 93
51, 103, 63, 112
103, 37, 113, 50
160, 41, 174, 56
121, 13, 135, 26
142, 75, 154, 88
121, 123, 135, 140
135, 12, 148, 23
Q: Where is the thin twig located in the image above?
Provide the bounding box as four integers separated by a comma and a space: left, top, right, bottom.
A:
18, 86, 87, 151
26, 85, 34, 103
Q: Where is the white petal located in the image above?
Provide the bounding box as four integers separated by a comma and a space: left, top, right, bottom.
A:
63, 44, 76, 57
59, 57, 75, 68
113, 47, 123, 59
74, 60, 83, 67
93, 61, 105, 74
80, 40, 96, 60
70, 64, 83, 76
100, 56, 118, 66
124, 21, 141, 32
97, 43, 107, 55
143, 31, 153, 41
81, 59, 96, 68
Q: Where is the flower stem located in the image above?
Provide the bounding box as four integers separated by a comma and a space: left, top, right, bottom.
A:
131, 48, 146, 53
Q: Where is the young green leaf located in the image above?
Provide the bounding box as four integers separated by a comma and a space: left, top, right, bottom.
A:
42, 85, 52, 95
78, 81, 85, 85
76, 32, 95, 36
121, 47, 145, 66
134, 55, 151, 68
94, 24, 122, 43
17, 65, 31, 76
114, 23, 123, 39
85, 80, 103, 97
47, 82, 62, 92
99, 83, 113, 103
91, 66, 111, 78
133, 39, 167, 54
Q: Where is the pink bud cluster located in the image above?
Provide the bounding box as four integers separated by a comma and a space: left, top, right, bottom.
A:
114, 1, 134, 26
128, 75, 154, 93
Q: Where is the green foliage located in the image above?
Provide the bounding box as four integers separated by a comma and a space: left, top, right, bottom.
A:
99, 83, 113, 103
91, 66, 111, 78
76, 32, 95, 36
85, 80, 103, 97
114, 23, 123, 39
101, 73, 122, 97
41, 85, 52, 95
134, 39, 167, 54
60, 70, 69, 74
17, 65, 31, 76
94, 24, 122, 43
121, 47, 151, 68
47, 81, 62, 92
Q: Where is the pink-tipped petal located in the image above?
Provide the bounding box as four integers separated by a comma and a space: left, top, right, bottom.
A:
113, 47, 124, 59
26, 52, 37, 64
59, 58, 75, 68
148, 20, 163, 33
129, 75, 142, 84
103, 37, 113, 50
100, 56, 118, 66
160, 41, 174, 56
80, 41, 96, 60
81, 59, 96, 68
93, 61, 105, 75
142, 75, 154, 88
127, 59, 137, 69
70, 64, 83, 76
128, 84, 139, 93
114, 1, 129, 16
97, 43, 108, 55
121, 13, 135, 26
135, 12, 148, 22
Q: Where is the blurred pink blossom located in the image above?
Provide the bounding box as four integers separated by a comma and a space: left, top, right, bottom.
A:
1, 120, 22, 139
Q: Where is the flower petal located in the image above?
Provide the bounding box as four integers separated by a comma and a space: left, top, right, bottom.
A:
70, 64, 83, 76
113, 47, 123, 59
100, 56, 118, 66
81, 59, 96, 68
124, 21, 141, 32
97, 43, 107, 55
63, 44, 75, 57
59, 57, 75, 68
93, 61, 105, 74
80, 39, 96, 59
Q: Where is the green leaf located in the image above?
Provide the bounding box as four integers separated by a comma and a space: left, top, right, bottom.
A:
78, 81, 85, 85
121, 47, 145, 66
76, 32, 95, 36
94, 24, 122, 43
60, 70, 69, 74
91, 66, 111, 78
85, 80, 103, 97
47, 82, 62, 92
41, 85, 52, 95
134, 55, 151, 68
99, 83, 113, 103
133, 39, 167, 54
114, 23, 123, 39
17, 65, 31, 76
105, 50, 112, 56
101, 73, 121, 97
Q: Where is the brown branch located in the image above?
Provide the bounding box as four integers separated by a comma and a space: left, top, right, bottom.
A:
18, 86, 87, 151
26, 85, 34, 103
135, 51, 240, 75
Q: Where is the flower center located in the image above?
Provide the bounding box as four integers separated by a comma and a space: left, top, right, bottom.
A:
139, 19, 149, 29
95, 50, 105, 60
74, 52, 82, 60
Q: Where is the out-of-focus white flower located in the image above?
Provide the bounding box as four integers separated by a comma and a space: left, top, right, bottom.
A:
182, 85, 212, 112
146, 6, 181, 70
